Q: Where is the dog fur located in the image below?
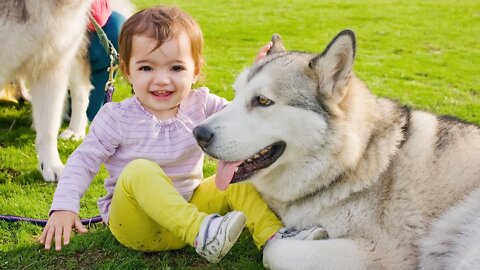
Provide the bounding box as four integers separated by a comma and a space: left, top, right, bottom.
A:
194, 30, 480, 269
0, 0, 133, 181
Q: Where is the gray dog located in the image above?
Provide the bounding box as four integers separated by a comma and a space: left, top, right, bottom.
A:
194, 30, 480, 269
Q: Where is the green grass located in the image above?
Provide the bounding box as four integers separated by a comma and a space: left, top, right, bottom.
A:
1, 0, 479, 269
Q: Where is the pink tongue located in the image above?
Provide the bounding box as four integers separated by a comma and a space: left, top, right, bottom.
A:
215, 160, 243, 191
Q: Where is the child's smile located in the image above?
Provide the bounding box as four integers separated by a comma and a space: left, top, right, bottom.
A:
150, 90, 174, 100
127, 32, 199, 120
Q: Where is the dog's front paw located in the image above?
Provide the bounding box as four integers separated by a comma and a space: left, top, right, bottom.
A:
59, 128, 85, 141
39, 162, 65, 182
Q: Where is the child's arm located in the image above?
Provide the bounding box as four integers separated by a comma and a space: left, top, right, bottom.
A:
39, 103, 123, 251
38, 210, 88, 251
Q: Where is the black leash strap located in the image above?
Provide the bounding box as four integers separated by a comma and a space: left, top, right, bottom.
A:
0, 215, 103, 227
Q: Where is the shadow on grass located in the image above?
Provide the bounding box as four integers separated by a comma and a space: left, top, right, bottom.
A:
0, 101, 84, 185
1, 223, 264, 270
0, 168, 46, 185
0, 100, 31, 121
0, 102, 35, 149
0, 101, 80, 149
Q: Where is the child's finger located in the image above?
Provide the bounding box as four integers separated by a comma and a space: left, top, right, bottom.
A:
38, 224, 49, 244
44, 226, 55, 250
54, 226, 63, 251
261, 42, 273, 54
255, 42, 273, 62
74, 217, 88, 233
63, 226, 72, 246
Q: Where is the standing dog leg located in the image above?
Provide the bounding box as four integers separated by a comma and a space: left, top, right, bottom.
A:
29, 65, 70, 182
59, 55, 92, 140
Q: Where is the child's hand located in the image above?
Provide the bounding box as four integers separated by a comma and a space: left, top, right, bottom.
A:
254, 41, 273, 62
38, 210, 88, 251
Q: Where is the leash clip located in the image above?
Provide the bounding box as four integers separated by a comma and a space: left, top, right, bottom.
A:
104, 55, 118, 103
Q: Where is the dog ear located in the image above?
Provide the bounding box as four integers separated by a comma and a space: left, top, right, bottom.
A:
309, 29, 356, 101
267, 34, 286, 55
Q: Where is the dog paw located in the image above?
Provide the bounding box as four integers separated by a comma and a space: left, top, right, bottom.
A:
59, 128, 85, 141
40, 162, 65, 182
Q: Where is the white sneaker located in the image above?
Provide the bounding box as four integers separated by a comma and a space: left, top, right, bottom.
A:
262, 226, 328, 269
267, 226, 328, 244
195, 211, 246, 263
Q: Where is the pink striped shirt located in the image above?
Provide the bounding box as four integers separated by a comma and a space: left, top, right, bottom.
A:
50, 87, 228, 223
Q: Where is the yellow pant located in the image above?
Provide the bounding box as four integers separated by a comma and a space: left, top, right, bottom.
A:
109, 159, 283, 252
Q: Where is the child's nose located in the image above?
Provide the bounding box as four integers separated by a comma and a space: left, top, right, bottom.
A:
153, 70, 170, 84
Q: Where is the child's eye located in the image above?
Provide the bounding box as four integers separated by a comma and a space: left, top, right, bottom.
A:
139, 66, 152, 71
172, 65, 186, 72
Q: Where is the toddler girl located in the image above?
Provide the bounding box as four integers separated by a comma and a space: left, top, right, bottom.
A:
39, 6, 326, 263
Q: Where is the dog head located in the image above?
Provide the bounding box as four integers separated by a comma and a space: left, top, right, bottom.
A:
194, 30, 364, 202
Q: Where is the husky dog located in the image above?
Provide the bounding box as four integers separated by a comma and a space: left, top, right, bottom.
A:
0, 0, 133, 182
193, 30, 480, 269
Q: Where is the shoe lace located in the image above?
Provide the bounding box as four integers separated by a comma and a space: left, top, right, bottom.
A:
200, 214, 220, 250
277, 228, 301, 239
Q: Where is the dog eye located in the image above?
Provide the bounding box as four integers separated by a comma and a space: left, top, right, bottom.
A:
253, 95, 274, 107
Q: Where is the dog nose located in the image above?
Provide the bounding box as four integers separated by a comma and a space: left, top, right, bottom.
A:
193, 126, 214, 148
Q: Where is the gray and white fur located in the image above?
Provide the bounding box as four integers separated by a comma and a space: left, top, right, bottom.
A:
195, 30, 480, 269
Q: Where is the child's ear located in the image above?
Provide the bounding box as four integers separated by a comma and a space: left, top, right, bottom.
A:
193, 68, 201, 84
120, 61, 131, 81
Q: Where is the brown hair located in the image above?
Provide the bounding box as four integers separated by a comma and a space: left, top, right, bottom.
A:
119, 6, 204, 76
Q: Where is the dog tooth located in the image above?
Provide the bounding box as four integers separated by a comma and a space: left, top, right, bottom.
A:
260, 149, 269, 154
253, 154, 261, 159
247, 158, 253, 162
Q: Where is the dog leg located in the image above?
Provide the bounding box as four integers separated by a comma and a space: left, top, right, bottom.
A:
262, 239, 367, 270
59, 56, 91, 140
419, 189, 480, 270
17, 78, 31, 102
29, 67, 70, 182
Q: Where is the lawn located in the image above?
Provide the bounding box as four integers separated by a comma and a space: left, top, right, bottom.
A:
1, 0, 479, 269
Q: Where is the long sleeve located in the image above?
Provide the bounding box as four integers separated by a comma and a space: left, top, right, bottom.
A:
50, 103, 122, 214
203, 87, 229, 117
